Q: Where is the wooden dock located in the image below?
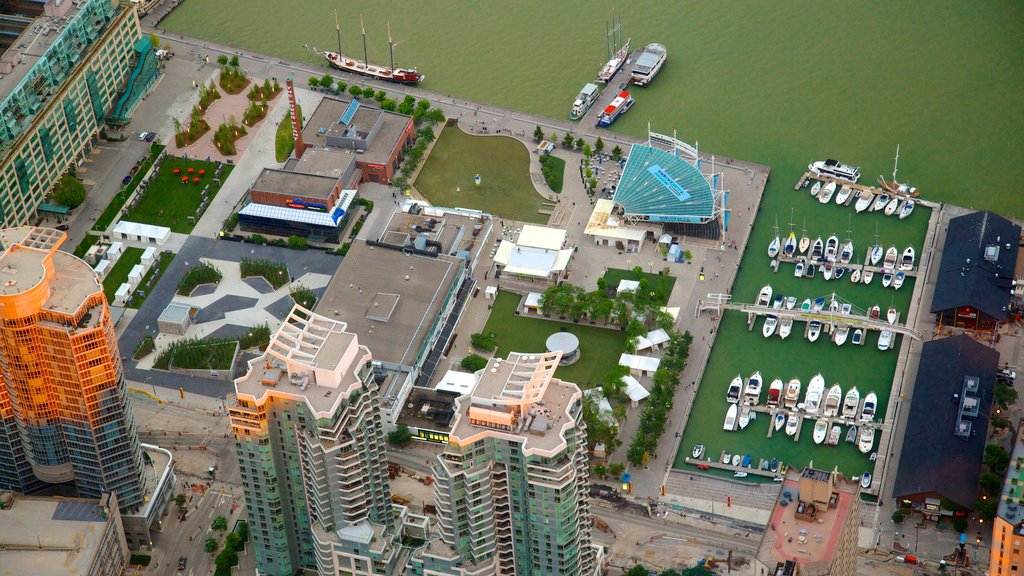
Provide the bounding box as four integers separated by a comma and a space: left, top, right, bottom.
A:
726, 302, 921, 340
686, 455, 779, 479
794, 171, 941, 210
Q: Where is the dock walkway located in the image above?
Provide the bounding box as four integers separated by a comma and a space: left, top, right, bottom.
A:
708, 301, 922, 340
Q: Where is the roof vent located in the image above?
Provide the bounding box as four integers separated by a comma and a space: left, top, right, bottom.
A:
985, 245, 1000, 263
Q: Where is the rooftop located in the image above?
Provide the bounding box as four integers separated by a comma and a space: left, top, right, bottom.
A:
585, 198, 647, 242
302, 96, 412, 166
251, 168, 339, 200
0, 494, 119, 576
494, 241, 572, 277
0, 227, 101, 317
286, 148, 359, 185
314, 240, 463, 368
379, 208, 489, 262
397, 386, 460, 432
997, 423, 1024, 530
613, 144, 716, 223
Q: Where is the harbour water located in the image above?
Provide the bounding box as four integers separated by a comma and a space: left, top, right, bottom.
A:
161, 0, 1024, 216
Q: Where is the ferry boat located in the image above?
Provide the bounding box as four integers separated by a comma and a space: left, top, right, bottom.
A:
630, 43, 667, 86
570, 83, 601, 120
308, 19, 422, 85
596, 91, 634, 127
596, 38, 631, 83
808, 159, 861, 183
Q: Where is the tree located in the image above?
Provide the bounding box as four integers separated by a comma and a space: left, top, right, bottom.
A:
985, 444, 1011, 475
470, 333, 496, 351
612, 145, 623, 160
593, 463, 606, 478
287, 235, 309, 250
214, 548, 238, 570
626, 565, 650, 576
534, 125, 545, 142
995, 381, 1018, 409
549, 132, 558, 144
308, 76, 319, 88
349, 85, 362, 98
582, 143, 592, 158
54, 175, 86, 208
335, 80, 347, 93
381, 98, 396, 112
398, 95, 416, 115
217, 55, 229, 66
388, 423, 413, 446
211, 515, 228, 531
174, 493, 186, 510
423, 108, 445, 125
236, 521, 249, 542
461, 354, 488, 372
204, 537, 218, 553
149, 32, 160, 48
979, 471, 1003, 496
224, 532, 242, 551
976, 497, 998, 522
229, 54, 240, 68
595, 136, 605, 154
562, 132, 575, 148
319, 73, 333, 90
374, 90, 387, 103
575, 137, 585, 150
608, 462, 626, 480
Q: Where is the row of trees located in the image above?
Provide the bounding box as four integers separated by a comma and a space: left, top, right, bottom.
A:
626, 331, 693, 466
247, 78, 281, 102
533, 125, 622, 160
174, 105, 211, 148
212, 117, 247, 155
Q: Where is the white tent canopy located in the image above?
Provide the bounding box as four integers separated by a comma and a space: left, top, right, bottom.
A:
619, 353, 660, 374
621, 375, 650, 403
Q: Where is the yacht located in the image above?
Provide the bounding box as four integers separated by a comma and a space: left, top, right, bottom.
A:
692, 444, 705, 459
744, 372, 763, 404
841, 387, 860, 419
784, 378, 801, 408
878, 329, 894, 351
824, 235, 840, 262
900, 246, 916, 270
809, 180, 822, 198
869, 305, 881, 320
887, 307, 898, 324
835, 185, 853, 205
804, 374, 825, 415
723, 403, 738, 431
833, 325, 849, 346
813, 418, 829, 444
827, 425, 842, 446
809, 159, 861, 183
810, 237, 824, 261
862, 269, 874, 284
800, 298, 812, 311
851, 328, 864, 345
779, 317, 793, 339
893, 271, 906, 290
818, 181, 837, 203
882, 271, 893, 288
726, 375, 743, 403
884, 246, 899, 268
822, 384, 843, 417
785, 296, 797, 310
767, 378, 784, 406
872, 193, 890, 212
785, 414, 800, 437
807, 320, 822, 342
630, 43, 667, 86
854, 190, 874, 213
839, 241, 854, 264
858, 427, 876, 454
850, 268, 861, 283
860, 392, 877, 422
794, 259, 805, 277
738, 405, 752, 429
756, 285, 773, 307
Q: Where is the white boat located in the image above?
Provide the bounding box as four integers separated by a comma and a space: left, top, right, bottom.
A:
785, 296, 797, 310
767, 378, 784, 406
692, 444, 705, 459
784, 378, 801, 408
822, 264, 833, 281
810, 237, 824, 260
818, 181, 837, 203
630, 43, 667, 87
785, 414, 800, 436
809, 159, 861, 183
827, 425, 842, 446
884, 246, 899, 269
839, 241, 854, 264
570, 83, 601, 120
899, 199, 915, 220
850, 268, 861, 283
723, 403, 738, 431
834, 266, 846, 280
768, 235, 780, 258
846, 425, 858, 444
829, 297, 840, 314
812, 418, 829, 444
774, 412, 786, 431
870, 244, 884, 266
799, 235, 810, 254
852, 328, 864, 345
738, 405, 752, 429
862, 269, 874, 284
732, 454, 742, 467
726, 375, 743, 403
756, 285, 773, 307
824, 235, 840, 262
887, 307, 898, 324
734, 471, 749, 478
835, 185, 853, 205
779, 317, 793, 339
868, 305, 881, 320
861, 472, 872, 489
772, 295, 784, 310
809, 181, 822, 198
860, 392, 877, 422
878, 329, 893, 351
841, 302, 852, 315
822, 384, 842, 417
804, 374, 825, 415
833, 325, 849, 346
794, 259, 805, 277
596, 36, 631, 83
807, 320, 822, 342
813, 297, 825, 312
841, 387, 860, 419
783, 232, 797, 257
872, 193, 890, 212
893, 271, 905, 290
900, 246, 915, 270
882, 271, 893, 288
722, 451, 731, 464
744, 372, 763, 404
854, 190, 874, 213
858, 427, 875, 454
884, 196, 901, 216
801, 298, 812, 311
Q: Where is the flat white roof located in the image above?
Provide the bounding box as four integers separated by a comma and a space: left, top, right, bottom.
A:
636, 328, 670, 350
93, 259, 110, 274
518, 224, 566, 251
621, 374, 650, 402
114, 283, 132, 297
524, 292, 542, 308
435, 370, 478, 396
494, 241, 572, 277
619, 353, 660, 372
158, 302, 192, 324
141, 246, 157, 260
617, 279, 640, 293
113, 220, 171, 240
585, 198, 647, 242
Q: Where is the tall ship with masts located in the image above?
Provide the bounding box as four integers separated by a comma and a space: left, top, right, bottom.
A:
596, 13, 631, 84
307, 12, 423, 85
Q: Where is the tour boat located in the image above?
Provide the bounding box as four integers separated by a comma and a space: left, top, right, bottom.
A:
860, 392, 877, 422
870, 244, 884, 266
596, 37, 631, 83
893, 271, 905, 290
861, 472, 872, 489
833, 325, 849, 346
810, 237, 824, 260
812, 418, 829, 444
756, 285, 773, 307
878, 329, 893, 351
850, 268, 861, 284
785, 414, 800, 437
723, 403, 738, 431
630, 43, 667, 86
309, 20, 423, 85
822, 384, 842, 417
785, 296, 797, 310
798, 234, 810, 254
862, 270, 874, 285
887, 307, 898, 324
800, 298, 812, 311
854, 190, 874, 213
882, 271, 893, 288
858, 427, 876, 454
809, 180, 822, 198
807, 320, 822, 342
783, 232, 797, 257
784, 378, 801, 408
692, 444, 705, 459
851, 328, 864, 345
899, 199, 915, 220
872, 193, 890, 212
774, 413, 786, 431
827, 425, 842, 446
884, 246, 899, 269
768, 235, 780, 258
869, 305, 881, 320
596, 91, 635, 127
794, 259, 805, 278
846, 425, 858, 444
804, 374, 825, 415
726, 375, 743, 403
839, 241, 854, 264
841, 387, 860, 419
835, 185, 853, 205
738, 405, 752, 429
570, 83, 601, 120
818, 181, 837, 204
824, 235, 840, 262
809, 159, 861, 183
884, 196, 901, 216
779, 317, 793, 339
900, 246, 915, 270
744, 372, 763, 404
767, 379, 784, 406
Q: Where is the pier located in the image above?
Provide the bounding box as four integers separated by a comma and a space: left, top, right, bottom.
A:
794, 171, 941, 210
699, 299, 922, 340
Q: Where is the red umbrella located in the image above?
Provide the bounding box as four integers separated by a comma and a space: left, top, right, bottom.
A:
193, 177, 200, 183
198, 169, 206, 175
173, 168, 180, 174
187, 167, 194, 173
181, 176, 188, 182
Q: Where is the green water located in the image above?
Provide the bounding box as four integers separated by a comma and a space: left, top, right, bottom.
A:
163, 0, 1023, 216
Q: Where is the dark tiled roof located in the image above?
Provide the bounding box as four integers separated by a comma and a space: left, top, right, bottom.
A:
931, 211, 1020, 320
893, 335, 999, 509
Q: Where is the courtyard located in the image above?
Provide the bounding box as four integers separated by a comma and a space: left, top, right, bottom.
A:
123, 156, 233, 234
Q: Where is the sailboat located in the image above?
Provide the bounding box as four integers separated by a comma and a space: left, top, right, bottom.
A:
833, 325, 849, 346
809, 180, 822, 198
774, 412, 786, 431
870, 244, 884, 266
726, 375, 743, 403
839, 240, 854, 264
767, 378, 784, 406
818, 181, 837, 203
779, 317, 793, 339
887, 306, 898, 324
812, 418, 829, 444
868, 305, 881, 320
872, 193, 890, 212
854, 190, 874, 213
900, 246, 916, 270
878, 144, 919, 196
850, 268, 861, 283
860, 392, 877, 422
798, 218, 810, 254
822, 384, 842, 417
784, 378, 801, 408
884, 196, 901, 216
899, 199, 915, 220
783, 209, 797, 256
858, 427, 876, 453
768, 217, 781, 258
841, 387, 860, 419
312, 15, 424, 85
804, 374, 825, 415
744, 372, 763, 404
723, 403, 738, 431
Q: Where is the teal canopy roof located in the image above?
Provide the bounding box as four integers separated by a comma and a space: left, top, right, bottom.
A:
612, 144, 715, 223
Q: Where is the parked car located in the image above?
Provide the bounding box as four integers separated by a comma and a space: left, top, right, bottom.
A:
178, 556, 187, 570
144, 132, 156, 142
138, 131, 149, 141
56, 224, 69, 231
999, 368, 1016, 385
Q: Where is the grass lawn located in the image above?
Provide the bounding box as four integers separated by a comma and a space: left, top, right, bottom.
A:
124, 157, 233, 233
275, 105, 300, 162
128, 251, 174, 309
601, 267, 677, 305
102, 247, 145, 302
94, 144, 165, 231
72, 233, 100, 259
539, 154, 565, 193
480, 291, 627, 388
415, 127, 546, 223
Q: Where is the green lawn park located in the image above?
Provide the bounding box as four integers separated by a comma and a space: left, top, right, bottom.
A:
123, 156, 233, 234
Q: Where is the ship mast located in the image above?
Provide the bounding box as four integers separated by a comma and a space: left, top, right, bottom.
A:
335, 9, 342, 54
892, 144, 900, 183
360, 15, 368, 71
387, 23, 405, 72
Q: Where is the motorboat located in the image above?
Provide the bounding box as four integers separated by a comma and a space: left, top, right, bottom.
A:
862, 269, 874, 284
732, 454, 742, 467
783, 232, 797, 256
833, 266, 846, 280
738, 405, 752, 429
887, 307, 898, 324
813, 297, 825, 312
901, 246, 916, 270
727, 375, 743, 403
763, 315, 778, 338
839, 241, 854, 264
768, 235, 780, 258
869, 305, 881, 320
899, 199, 915, 220
851, 328, 864, 345
810, 237, 824, 260
841, 387, 860, 419
734, 471, 748, 478
785, 414, 800, 436
800, 298, 812, 311
827, 425, 842, 446
692, 444, 705, 459
850, 268, 861, 284
858, 427, 876, 454
884, 246, 899, 269
596, 91, 635, 126
872, 193, 890, 212
785, 296, 797, 310
772, 295, 784, 309
770, 258, 780, 273
804, 374, 825, 415
822, 384, 842, 417
860, 392, 877, 422
794, 260, 805, 277
570, 83, 601, 120
824, 235, 840, 262
723, 403, 739, 431
884, 196, 901, 216
846, 425, 858, 444
812, 418, 829, 444
822, 264, 833, 281
818, 181, 837, 203
893, 271, 905, 290
870, 244, 884, 266
767, 378, 784, 406
779, 317, 793, 339
630, 43, 667, 86
799, 234, 810, 254
742, 454, 752, 468
836, 185, 853, 205
744, 372, 763, 404
809, 159, 860, 183
882, 271, 893, 288
722, 451, 731, 464
878, 329, 893, 351
854, 190, 874, 213
833, 325, 849, 346
840, 303, 852, 315
770, 458, 779, 473
861, 472, 873, 489
757, 285, 773, 307
809, 181, 822, 198
784, 378, 801, 408
807, 320, 822, 342
829, 298, 841, 313
774, 413, 786, 431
